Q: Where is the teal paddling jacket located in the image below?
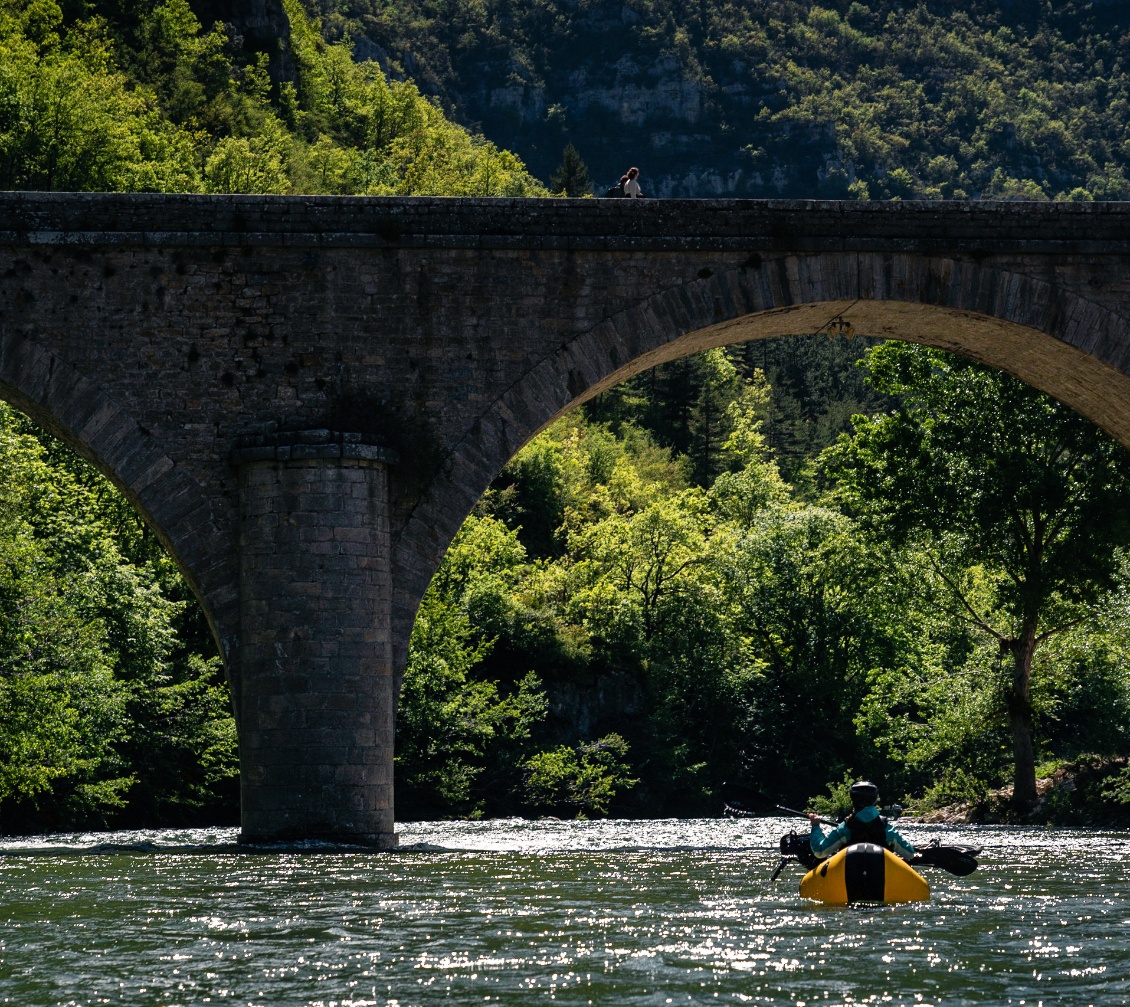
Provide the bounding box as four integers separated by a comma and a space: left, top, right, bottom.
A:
810, 805, 915, 861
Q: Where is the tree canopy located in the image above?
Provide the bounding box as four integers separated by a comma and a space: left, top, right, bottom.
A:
0, 0, 547, 195
821, 343, 1130, 807
0, 404, 235, 830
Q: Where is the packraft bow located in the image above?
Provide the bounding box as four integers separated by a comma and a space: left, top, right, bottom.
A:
772, 829, 981, 904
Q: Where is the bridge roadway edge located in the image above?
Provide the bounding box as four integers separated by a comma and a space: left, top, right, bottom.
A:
3, 193, 1130, 844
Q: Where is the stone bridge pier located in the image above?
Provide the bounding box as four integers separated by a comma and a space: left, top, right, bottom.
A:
234, 432, 397, 844
4, 193, 1130, 846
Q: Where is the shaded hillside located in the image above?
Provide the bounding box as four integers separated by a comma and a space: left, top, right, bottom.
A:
0, 0, 545, 195
311, 0, 1130, 198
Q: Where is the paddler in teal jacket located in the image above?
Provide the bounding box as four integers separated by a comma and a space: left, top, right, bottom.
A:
806, 780, 915, 862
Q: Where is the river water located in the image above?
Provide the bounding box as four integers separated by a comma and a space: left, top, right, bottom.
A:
0, 818, 1126, 1006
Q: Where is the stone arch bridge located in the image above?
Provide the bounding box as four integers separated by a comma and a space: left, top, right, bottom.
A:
4, 193, 1130, 846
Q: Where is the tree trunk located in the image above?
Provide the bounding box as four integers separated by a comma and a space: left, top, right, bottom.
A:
1006, 625, 1039, 810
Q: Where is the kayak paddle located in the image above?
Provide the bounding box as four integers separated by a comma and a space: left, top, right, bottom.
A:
777, 806, 982, 877
911, 842, 981, 877
777, 804, 836, 826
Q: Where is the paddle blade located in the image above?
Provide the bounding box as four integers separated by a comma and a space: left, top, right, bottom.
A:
913, 844, 980, 876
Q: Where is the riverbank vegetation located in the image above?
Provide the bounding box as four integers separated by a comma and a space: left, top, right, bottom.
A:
0, 404, 237, 832
395, 341, 1130, 822
6, 340, 1130, 831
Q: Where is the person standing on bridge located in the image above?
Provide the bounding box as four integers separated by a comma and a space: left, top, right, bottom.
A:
623, 167, 643, 198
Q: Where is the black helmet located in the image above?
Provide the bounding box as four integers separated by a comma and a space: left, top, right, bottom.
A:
849, 780, 879, 810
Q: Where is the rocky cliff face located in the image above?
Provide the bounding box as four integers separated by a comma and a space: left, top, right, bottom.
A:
440, 59, 820, 196
324, 1, 839, 197
191, 0, 297, 86
545, 671, 643, 744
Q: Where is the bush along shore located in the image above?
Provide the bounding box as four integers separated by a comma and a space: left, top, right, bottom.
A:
910, 758, 1130, 828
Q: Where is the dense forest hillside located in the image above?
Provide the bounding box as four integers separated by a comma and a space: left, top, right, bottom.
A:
0, 0, 546, 194
7, 0, 1129, 200
311, 0, 1130, 197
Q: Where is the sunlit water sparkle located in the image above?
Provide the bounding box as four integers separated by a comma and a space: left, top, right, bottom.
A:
0, 819, 1126, 1006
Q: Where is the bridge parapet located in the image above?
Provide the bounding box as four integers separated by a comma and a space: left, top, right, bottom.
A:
4, 192, 1130, 253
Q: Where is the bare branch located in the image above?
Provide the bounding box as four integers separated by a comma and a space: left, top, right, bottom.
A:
1035, 615, 1089, 644
925, 551, 1007, 642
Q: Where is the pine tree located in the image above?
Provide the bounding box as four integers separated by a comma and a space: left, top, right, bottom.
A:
550, 143, 592, 197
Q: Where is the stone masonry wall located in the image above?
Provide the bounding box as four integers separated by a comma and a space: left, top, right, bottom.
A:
4, 193, 1130, 684
236, 436, 396, 845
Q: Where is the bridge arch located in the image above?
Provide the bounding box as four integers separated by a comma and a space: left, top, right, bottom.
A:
8, 194, 1130, 845
392, 252, 1130, 673
0, 330, 240, 701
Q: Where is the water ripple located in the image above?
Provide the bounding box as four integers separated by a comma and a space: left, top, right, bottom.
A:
1, 820, 1127, 1006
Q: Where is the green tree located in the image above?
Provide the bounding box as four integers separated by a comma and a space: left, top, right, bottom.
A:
395, 516, 550, 818
203, 119, 290, 193
523, 733, 636, 817
0, 0, 548, 199
710, 371, 790, 525
571, 491, 710, 646
396, 592, 548, 818
0, 6, 202, 192
822, 343, 1130, 808
549, 142, 591, 197
722, 504, 886, 801
0, 404, 237, 830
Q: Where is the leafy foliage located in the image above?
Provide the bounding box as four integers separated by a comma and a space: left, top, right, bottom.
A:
0, 0, 547, 195
399, 341, 1130, 822
807, 772, 858, 820
821, 343, 1130, 806
523, 734, 636, 817
395, 520, 549, 819
0, 404, 236, 831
